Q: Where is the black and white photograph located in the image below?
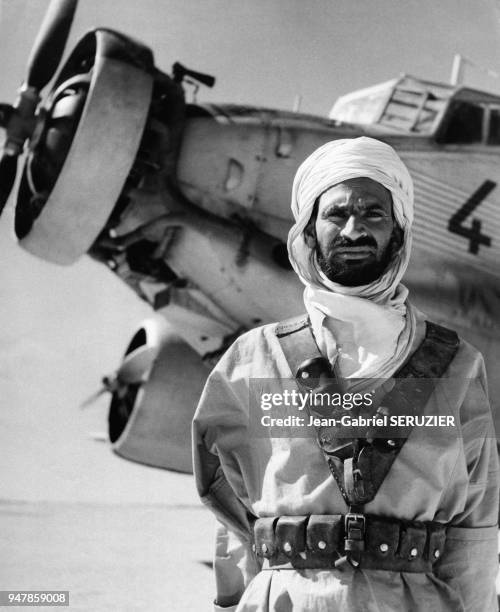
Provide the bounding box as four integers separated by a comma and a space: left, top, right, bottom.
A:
1, 1, 499, 610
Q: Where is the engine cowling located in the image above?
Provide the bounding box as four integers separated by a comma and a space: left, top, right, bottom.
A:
14, 28, 185, 265
108, 317, 209, 473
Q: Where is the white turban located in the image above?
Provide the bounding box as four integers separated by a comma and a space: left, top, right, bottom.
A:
287, 136, 414, 306
286, 137, 417, 381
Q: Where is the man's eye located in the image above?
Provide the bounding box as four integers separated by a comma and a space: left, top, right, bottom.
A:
365, 211, 385, 220
327, 211, 347, 220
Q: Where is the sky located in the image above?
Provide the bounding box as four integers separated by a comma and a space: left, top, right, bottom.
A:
1, 0, 500, 117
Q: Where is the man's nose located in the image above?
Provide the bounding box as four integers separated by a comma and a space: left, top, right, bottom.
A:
339, 215, 366, 240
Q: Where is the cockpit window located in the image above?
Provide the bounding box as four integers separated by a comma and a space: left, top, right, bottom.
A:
438, 101, 484, 144
330, 87, 390, 125
380, 89, 443, 133
488, 108, 500, 144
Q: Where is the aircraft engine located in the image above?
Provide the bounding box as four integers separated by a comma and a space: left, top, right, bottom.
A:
105, 317, 210, 474
5, 21, 196, 266
13, 28, 157, 264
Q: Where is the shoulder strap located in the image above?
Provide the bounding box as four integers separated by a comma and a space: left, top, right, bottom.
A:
275, 316, 459, 380
275, 315, 328, 379
398, 321, 459, 379
275, 314, 310, 337
275, 317, 460, 507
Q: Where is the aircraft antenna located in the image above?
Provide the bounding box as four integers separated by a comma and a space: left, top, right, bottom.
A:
450, 53, 499, 85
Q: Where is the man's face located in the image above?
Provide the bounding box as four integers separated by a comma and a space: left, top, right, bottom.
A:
305, 177, 402, 286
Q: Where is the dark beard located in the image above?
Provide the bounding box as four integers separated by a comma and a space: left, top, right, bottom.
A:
316, 230, 403, 287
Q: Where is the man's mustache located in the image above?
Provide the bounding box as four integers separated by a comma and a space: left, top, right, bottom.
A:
330, 236, 378, 249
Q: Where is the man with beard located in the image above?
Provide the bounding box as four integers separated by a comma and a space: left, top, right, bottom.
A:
307, 178, 401, 287
193, 137, 499, 611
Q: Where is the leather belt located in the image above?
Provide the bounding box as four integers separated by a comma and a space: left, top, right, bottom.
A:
253, 514, 447, 573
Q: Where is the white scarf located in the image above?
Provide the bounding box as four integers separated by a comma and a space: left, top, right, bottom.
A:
287, 137, 416, 380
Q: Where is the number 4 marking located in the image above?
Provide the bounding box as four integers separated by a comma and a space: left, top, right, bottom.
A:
448, 180, 495, 254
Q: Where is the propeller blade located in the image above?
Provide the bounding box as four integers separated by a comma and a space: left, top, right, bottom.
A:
26, 0, 78, 90
79, 386, 107, 409
0, 154, 18, 214
88, 431, 108, 442
117, 345, 158, 384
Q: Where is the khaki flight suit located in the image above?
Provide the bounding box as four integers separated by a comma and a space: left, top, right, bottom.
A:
193, 309, 499, 611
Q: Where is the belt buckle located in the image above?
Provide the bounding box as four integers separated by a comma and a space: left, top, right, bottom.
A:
344, 513, 366, 553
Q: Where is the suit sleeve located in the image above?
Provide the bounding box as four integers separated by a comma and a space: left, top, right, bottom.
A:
192, 357, 261, 610
434, 363, 499, 612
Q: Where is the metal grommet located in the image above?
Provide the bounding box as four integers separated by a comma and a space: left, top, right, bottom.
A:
387, 439, 396, 447
318, 540, 327, 550
409, 547, 418, 558
301, 371, 309, 379
283, 542, 292, 553
379, 543, 389, 553
261, 543, 268, 554
433, 549, 440, 559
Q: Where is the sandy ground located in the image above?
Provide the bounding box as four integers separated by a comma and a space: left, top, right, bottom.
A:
0, 502, 215, 611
